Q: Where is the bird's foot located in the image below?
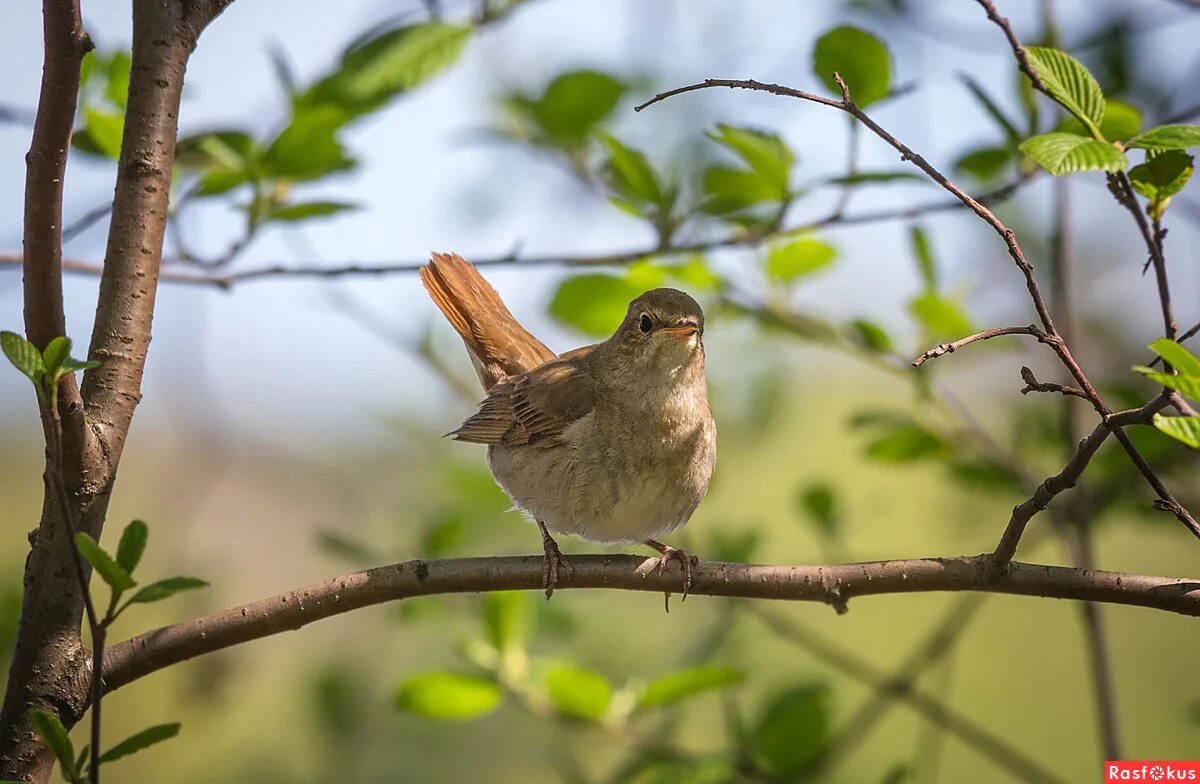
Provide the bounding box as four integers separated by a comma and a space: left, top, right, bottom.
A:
645, 539, 700, 603
540, 534, 572, 600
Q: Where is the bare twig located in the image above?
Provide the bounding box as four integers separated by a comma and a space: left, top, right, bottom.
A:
749, 605, 1066, 784
1019, 366, 1086, 399
911, 325, 1048, 367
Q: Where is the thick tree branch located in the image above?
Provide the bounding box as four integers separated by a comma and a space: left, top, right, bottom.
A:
95, 554, 1200, 701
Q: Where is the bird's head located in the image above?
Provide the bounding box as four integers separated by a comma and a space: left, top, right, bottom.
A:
607, 288, 705, 376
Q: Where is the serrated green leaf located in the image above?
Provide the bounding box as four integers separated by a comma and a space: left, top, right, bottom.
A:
98, 723, 180, 764
908, 292, 974, 341
1129, 151, 1193, 218
708, 124, 795, 192
2, 331, 45, 384
302, 23, 472, 117
483, 591, 530, 654
639, 665, 743, 708
126, 576, 208, 605
1152, 414, 1200, 449
847, 319, 893, 353
1134, 367, 1200, 401
766, 238, 836, 282
909, 225, 936, 291
1019, 133, 1127, 175
750, 684, 830, 777
799, 483, 839, 538
75, 533, 136, 592
1059, 99, 1141, 141
396, 672, 502, 720
116, 519, 148, 575
549, 274, 643, 337
1149, 338, 1200, 377
1024, 47, 1105, 136
268, 201, 358, 222
264, 106, 355, 181
29, 710, 76, 779
954, 146, 1011, 182
813, 26, 891, 107
40, 337, 70, 377
82, 107, 124, 159
1126, 124, 1200, 152
546, 664, 612, 720
597, 133, 663, 209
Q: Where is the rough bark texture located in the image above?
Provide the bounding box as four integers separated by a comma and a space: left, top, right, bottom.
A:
0, 1, 234, 780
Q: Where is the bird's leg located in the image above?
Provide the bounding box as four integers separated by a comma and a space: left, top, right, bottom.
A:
645, 539, 699, 601
536, 519, 571, 600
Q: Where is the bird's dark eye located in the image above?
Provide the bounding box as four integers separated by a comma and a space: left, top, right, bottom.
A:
638, 313, 653, 334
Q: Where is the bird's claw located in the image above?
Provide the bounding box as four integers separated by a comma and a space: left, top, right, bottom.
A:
541, 536, 572, 600
653, 545, 699, 601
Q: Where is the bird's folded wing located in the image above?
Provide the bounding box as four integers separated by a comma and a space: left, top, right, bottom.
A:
450, 356, 595, 446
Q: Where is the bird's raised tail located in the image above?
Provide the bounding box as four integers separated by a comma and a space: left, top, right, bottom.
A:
420, 252, 556, 391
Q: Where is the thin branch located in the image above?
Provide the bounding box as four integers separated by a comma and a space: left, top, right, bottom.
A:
911, 325, 1048, 367
993, 393, 1171, 563
1019, 366, 1086, 399
0, 175, 1033, 289
749, 605, 1065, 784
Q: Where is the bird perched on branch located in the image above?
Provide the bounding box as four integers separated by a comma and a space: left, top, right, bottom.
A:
420, 252, 716, 599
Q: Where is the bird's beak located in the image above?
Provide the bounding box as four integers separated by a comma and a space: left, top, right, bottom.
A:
658, 320, 700, 339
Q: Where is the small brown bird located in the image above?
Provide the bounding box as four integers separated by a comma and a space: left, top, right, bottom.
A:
420, 252, 716, 598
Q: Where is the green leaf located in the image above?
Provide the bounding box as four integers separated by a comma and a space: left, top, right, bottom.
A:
549, 274, 644, 337
126, 576, 208, 605
40, 337, 70, 377
1019, 132, 1127, 175
824, 170, 924, 186
545, 664, 612, 720
1126, 124, 1200, 152
302, 23, 472, 117
708, 124, 795, 192
528, 71, 625, 144
74, 533, 136, 592
597, 133, 663, 209
194, 169, 250, 197
700, 165, 781, 215
60, 357, 100, 374
908, 225, 936, 291
176, 130, 259, 171
105, 51, 132, 110
1152, 414, 1200, 449
865, 423, 944, 462
663, 255, 722, 291
1059, 99, 1141, 141
1129, 151, 1193, 219
799, 483, 839, 538
639, 665, 743, 708
268, 201, 358, 222
766, 238, 836, 282
116, 519, 148, 575
1148, 338, 1200, 377
750, 684, 830, 777
263, 106, 355, 181
847, 319, 894, 353
82, 108, 125, 159
29, 710, 76, 780
908, 292, 974, 341
420, 514, 464, 558
1024, 47, 1105, 136
813, 26, 891, 107
483, 591, 530, 654
396, 672, 502, 720
2, 331, 45, 385
98, 723, 180, 764
954, 146, 1011, 182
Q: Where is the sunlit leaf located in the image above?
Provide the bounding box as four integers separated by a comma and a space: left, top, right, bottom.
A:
1126, 124, 1200, 152
40, 337, 70, 378
545, 664, 612, 720
1019, 132, 1127, 175
483, 591, 530, 654
708, 124, 795, 192
126, 576, 208, 605
700, 165, 780, 215
766, 238, 836, 282
597, 133, 663, 209
798, 483, 839, 538
98, 723, 180, 764
80, 108, 124, 159
116, 519, 148, 575
865, 423, 944, 462
954, 146, 1011, 182
1024, 47, 1105, 136
813, 26, 891, 107
2, 331, 45, 385
847, 319, 893, 353
1059, 99, 1141, 141
264, 106, 355, 181
75, 533, 136, 592
908, 292, 974, 341
639, 665, 743, 708
524, 70, 626, 144
750, 684, 830, 777
1148, 338, 1200, 377
908, 225, 936, 291
396, 672, 502, 720
268, 201, 358, 222
1129, 151, 1193, 219
824, 170, 924, 186
105, 51, 132, 110
549, 273, 643, 336
30, 710, 76, 781
1151, 414, 1200, 449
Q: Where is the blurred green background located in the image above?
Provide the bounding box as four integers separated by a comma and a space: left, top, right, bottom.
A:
3, 0, 1200, 782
